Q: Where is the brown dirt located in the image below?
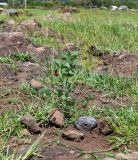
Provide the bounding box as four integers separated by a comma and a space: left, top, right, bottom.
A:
0, 32, 29, 56
0, 104, 20, 116
0, 32, 59, 60
0, 64, 16, 79
0, 62, 43, 89
88, 46, 138, 77
0, 19, 64, 43
0, 31, 58, 87
61, 126, 109, 151
30, 145, 79, 160
101, 52, 138, 77
72, 84, 130, 108
26, 126, 109, 160
109, 52, 138, 76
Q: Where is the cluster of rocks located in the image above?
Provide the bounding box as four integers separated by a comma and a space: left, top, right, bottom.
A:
20, 107, 114, 142
20, 109, 65, 134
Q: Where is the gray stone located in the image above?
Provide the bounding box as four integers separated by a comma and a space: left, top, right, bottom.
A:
3, 9, 18, 16
75, 117, 97, 131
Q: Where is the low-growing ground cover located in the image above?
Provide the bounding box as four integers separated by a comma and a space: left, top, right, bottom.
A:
0, 8, 138, 160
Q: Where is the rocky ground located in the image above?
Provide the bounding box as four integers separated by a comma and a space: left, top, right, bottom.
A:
0, 9, 138, 160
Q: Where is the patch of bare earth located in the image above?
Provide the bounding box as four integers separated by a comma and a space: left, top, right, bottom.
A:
72, 84, 130, 108
88, 46, 138, 77
18, 126, 109, 160
0, 31, 58, 59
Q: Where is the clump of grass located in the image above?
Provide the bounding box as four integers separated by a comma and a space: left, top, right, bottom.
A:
0, 56, 18, 71
0, 131, 45, 160
40, 9, 138, 52
0, 57, 14, 64
8, 97, 22, 105
20, 83, 37, 95
14, 52, 31, 62
73, 70, 138, 99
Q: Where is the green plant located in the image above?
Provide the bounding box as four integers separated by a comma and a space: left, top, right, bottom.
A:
8, 97, 22, 105
80, 93, 93, 107
0, 57, 13, 64
14, 52, 31, 62
53, 51, 79, 116
0, 56, 17, 71
20, 83, 37, 95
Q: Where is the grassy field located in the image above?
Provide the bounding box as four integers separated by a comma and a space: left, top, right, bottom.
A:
0, 8, 138, 159
29, 9, 138, 51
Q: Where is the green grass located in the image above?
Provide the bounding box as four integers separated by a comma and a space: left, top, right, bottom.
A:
87, 106, 138, 149
30, 9, 138, 52
0, 8, 138, 158
76, 71, 138, 98
0, 56, 18, 71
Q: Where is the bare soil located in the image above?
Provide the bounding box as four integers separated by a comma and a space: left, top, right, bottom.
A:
72, 84, 130, 108
91, 47, 138, 77
10, 127, 109, 160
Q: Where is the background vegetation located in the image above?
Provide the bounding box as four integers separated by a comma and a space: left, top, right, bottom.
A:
6, 0, 138, 9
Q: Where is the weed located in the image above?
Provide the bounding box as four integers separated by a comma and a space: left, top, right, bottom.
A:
20, 83, 37, 95
14, 52, 31, 62
0, 132, 45, 160
0, 56, 18, 71
0, 57, 13, 64
8, 97, 22, 105
0, 89, 11, 98
53, 51, 79, 116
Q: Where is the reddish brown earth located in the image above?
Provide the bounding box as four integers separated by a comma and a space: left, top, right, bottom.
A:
8, 127, 109, 160
72, 84, 130, 108
88, 45, 138, 77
